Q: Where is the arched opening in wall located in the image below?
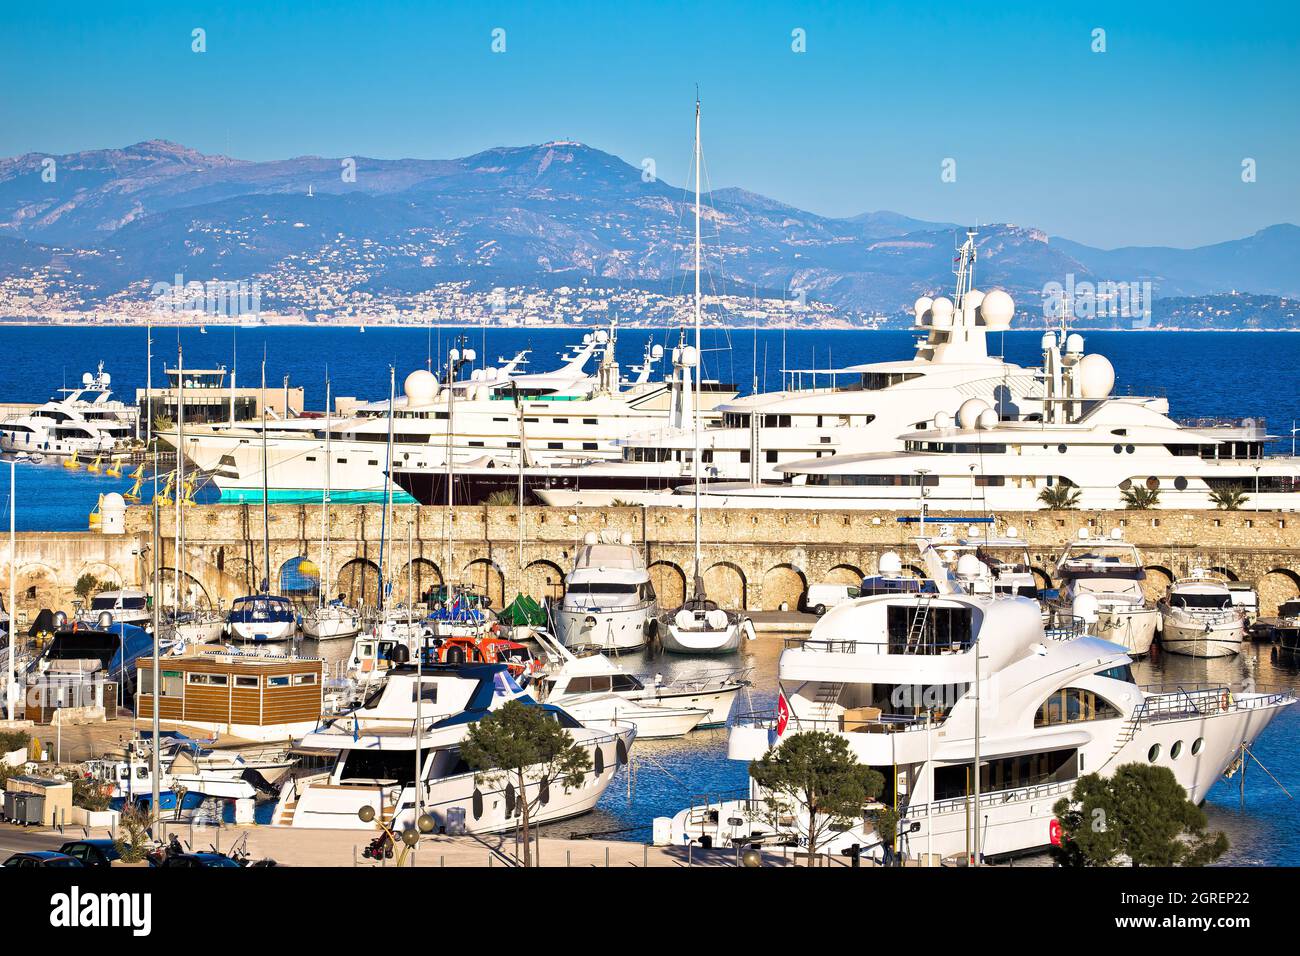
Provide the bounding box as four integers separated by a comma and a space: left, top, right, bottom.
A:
704, 562, 747, 610
1260, 568, 1300, 617
649, 561, 686, 609
279, 556, 320, 600
760, 564, 807, 612
824, 564, 864, 587
902, 563, 927, 579
337, 558, 381, 608
15, 563, 60, 613
523, 560, 565, 603
1209, 565, 1239, 582
463, 559, 505, 609
1030, 567, 1054, 591
154, 567, 213, 609
76, 563, 124, 593
221, 557, 252, 593
397, 558, 442, 605
1142, 565, 1174, 604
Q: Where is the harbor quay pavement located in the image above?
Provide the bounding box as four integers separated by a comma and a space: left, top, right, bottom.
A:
0, 821, 885, 867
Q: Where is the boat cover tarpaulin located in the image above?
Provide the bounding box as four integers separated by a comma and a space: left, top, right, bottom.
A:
498, 593, 546, 627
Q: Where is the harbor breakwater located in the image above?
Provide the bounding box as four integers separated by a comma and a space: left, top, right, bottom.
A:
2, 504, 1299, 624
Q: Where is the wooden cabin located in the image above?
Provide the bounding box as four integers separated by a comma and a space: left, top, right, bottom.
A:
135, 649, 324, 742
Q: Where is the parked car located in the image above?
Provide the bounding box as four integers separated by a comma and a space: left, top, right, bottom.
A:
2, 851, 84, 867
804, 582, 862, 616
155, 852, 242, 868
58, 839, 124, 867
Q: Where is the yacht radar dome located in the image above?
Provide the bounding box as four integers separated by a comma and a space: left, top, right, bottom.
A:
1005, 526, 1019, 538
978, 289, 1014, 329
620, 532, 633, 547
879, 551, 903, 575
956, 553, 983, 578
1065, 333, 1085, 356
583, 531, 598, 546
930, 296, 954, 328
403, 369, 439, 404
651, 343, 664, 359
82, 372, 94, 386
1109, 527, 1124, 540
678, 345, 699, 368
964, 288, 986, 309
913, 296, 934, 322
1076, 353, 1115, 398
976, 408, 999, 430
932, 410, 953, 429
1040, 331, 1057, 351
957, 397, 991, 429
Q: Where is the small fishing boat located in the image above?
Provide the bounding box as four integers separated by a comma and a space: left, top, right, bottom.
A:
226, 594, 297, 643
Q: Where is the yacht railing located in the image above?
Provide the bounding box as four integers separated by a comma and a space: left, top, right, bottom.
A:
783, 636, 974, 656
734, 709, 937, 735
1133, 683, 1296, 723
1042, 614, 1086, 642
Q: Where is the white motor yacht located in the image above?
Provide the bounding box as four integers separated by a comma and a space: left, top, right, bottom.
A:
76, 589, 152, 630
302, 602, 361, 641
0, 363, 137, 458
1053, 531, 1160, 656
552, 532, 658, 652
1159, 570, 1246, 658
275, 661, 635, 833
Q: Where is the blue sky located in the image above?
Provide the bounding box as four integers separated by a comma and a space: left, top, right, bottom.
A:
1, 1, 1296, 247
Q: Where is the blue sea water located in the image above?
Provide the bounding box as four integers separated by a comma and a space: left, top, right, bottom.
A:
2, 325, 1298, 532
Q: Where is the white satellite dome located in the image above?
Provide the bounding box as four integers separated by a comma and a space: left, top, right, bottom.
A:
1071, 593, 1100, 625
583, 531, 598, 545
470, 368, 485, 382
979, 289, 1015, 329
101, 492, 126, 511
1040, 331, 1057, 351
594, 329, 609, 343
1065, 333, 1085, 355
964, 289, 986, 309
957, 397, 990, 429
930, 297, 954, 328
878, 551, 903, 575
976, 408, 999, 430
956, 553, 983, 578
678, 345, 699, 368
1075, 353, 1115, 399
913, 296, 934, 321
932, 410, 953, 430
403, 369, 439, 405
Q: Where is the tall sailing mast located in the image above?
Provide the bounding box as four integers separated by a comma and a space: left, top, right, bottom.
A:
260, 354, 270, 593
320, 374, 332, 608
691, 96, 703, 599
175, 344, 185, 613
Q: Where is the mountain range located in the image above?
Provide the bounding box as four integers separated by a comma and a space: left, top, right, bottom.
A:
0, 139, 1296, 318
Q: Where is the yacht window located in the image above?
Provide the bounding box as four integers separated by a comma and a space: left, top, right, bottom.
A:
412, 681, 438, 704
583, 419, 598, 425
339, 749, 416, 786
1170, 593, 1231, 610
293, 673, 317, 685
610, 674, 643, 692
886, 604, 972, 654
568, 583, 638, 596
934, 748, 1077, 800
859, 372, 923, 390
1094, 664, 1135, 683
1034, 688, 1120, 727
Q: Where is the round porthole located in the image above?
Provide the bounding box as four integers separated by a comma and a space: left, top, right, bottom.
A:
1147, 743, 1161, 763
1113, 444, 1122, 454
1174, 477, 1188, 491
1192, 737, 1204, 755
1171, 740, 1183, 759
1145, 476, 1160, 490
1057, 444, 1068, 454
1126, 445, 1136, 454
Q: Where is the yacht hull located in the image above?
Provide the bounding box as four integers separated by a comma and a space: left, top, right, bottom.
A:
1160, 617, 1244, 658
1092, 606, 1160, 656
554, 604, 652, 652
660, 623, 742, 655
227, 620, 297, 643
302, 611, 360, 641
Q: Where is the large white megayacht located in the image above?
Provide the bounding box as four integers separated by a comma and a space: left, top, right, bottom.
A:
691, 318, 1300, 510
533, 230, 1044, 508
552, 531, 659, 652
1053, 530, 1160, 657
667, 545, 1295, 862
0, 363, 137, 457
1158, 569, 1247, 658
275, 661, 635, 833
171, 323, 736, 504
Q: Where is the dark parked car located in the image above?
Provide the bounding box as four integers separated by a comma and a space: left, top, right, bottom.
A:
155, 852, 241, 868
58, 839, 124, 867
3, 851, 85, 867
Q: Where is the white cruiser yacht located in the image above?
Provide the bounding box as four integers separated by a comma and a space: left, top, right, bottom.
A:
76, 589, 152, 629
534, 628, 746, 731
1159, 570, 1246, 658
667, 561, 1295, 861
535, 231, 1043, 508
552, 532, 658, 652
1053, 531, 1159, 656
88, 733, 293, 801
694, 324, 1300, 510
0, 364, 137, 457
302, 602, 360, 641
275, 661, 636, 833
175, 327, 736, 504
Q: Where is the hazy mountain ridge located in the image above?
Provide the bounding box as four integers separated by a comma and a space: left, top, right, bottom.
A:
0, 139, 1296, 319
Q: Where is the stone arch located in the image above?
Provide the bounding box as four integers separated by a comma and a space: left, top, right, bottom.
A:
1142, 565, 1174, 603
337, 557, 381, 607
1260, 568, 1300, 617
902, 563, 927, 579
397, 558, 442, 605
1209, 565, 1238, 582
760, 563, 807, 611
824, 564, 864, 586
463, 558, 505, 609
16, 561, 60, 606
704, 561, 747, 610
649, 560, 686, 608
1029, 566, 1054, 591
278, 555, 320, 597
222, 556, 253, 592
523, 560, 565, 603
154, 567, 213, 608
76, 562, 124, 592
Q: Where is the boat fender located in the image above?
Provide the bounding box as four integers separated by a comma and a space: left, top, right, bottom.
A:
538, 777, 549, 805
504, 782, 515, 817
471, 788, 483, 820
615, 738, 628, 766
594, 745, 604, 776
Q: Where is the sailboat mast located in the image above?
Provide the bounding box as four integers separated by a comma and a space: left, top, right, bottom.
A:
260, 355, 270, 593
692, 96, 703, 588
175, 344, 184, 613
381, 366, 395, 610
320, 376, 331, 608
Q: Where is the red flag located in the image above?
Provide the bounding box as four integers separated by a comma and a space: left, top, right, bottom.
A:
1049, 818, 1062, 847
776, 690, 790, 737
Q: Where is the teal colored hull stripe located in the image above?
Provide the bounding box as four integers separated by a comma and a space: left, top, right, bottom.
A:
217, 488, 415, 504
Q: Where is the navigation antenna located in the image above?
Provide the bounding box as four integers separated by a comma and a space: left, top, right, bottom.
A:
952, 227, 978, 312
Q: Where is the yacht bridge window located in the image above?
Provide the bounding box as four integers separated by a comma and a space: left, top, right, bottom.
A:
934, 748, 1078, 800
859, 371, 923, 390
885, 604, 973, 654
1034, 688, 1121, 727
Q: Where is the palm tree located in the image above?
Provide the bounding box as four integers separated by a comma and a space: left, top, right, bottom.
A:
1121, 485, 1161, 509
483, 489, 516, 506
1038, 484, 1082, 509
1208, 485, 1249, 510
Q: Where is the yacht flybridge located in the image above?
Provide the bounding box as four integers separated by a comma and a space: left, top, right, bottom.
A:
692, 322, 1300, 510
552, 531, 659, 652
0, 363, 137, 457
1054, 531, 1160, 657
669, 556, 1295, 861
174, 323, 736, 504
534, 230, 1043, 508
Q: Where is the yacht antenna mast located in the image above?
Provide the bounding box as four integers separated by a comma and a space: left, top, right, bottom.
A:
260, 352, 270, 594
691, 94, 703, 598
